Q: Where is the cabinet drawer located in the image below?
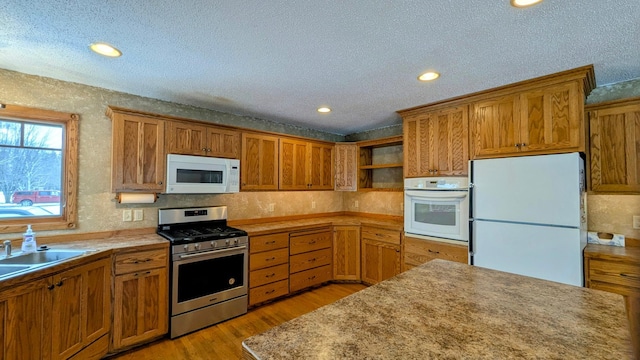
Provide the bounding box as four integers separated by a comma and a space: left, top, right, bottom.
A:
404, 237, 468, 267
589, 259, 640, 290
361, 227, 400, 245
290, 231, 332, 255
290, 248, 332, 274
250, 263, 289, 288
250, 248, 289, 271
115, 248, 168, 275
250, 232, 289, 254
290, 265, 332, 292
249, 279, 289, 306
589, 280, 640, 298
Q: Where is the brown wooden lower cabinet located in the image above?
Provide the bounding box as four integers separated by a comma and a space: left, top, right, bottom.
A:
333, 225, 361, 281
403, 236, 468, 271
0, 256, 111, 360
248, 232, 290, 306
360, 226, 402, 285
289, 227, 333, 292
111, 248, 168, 352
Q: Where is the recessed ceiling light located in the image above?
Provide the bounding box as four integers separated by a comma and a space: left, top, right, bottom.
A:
510, 0, 543, 8
317, 107, 331, 113
418, 72, 440, 82
89, 42, 122, 57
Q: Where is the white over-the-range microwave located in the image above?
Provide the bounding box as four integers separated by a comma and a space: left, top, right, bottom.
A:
165, 154, 240, 194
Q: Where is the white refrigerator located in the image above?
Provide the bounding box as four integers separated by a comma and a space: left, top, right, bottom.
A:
469, 153, 587, 286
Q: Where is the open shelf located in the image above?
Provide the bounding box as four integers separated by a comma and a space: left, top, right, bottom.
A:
357, 135, 403, 191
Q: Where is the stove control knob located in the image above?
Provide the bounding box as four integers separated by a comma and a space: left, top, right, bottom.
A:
194, 243, 200, 250
211, 241, 217, 248
183, 245, 189, 252
233, 239, 238, 245
225, 239, 230, 246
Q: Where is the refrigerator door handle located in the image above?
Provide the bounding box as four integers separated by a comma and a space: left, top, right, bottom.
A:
468, 160, 474, 264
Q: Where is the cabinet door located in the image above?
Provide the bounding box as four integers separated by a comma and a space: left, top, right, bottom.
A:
470, 94, 520, 159
0, 278, 51, 360
165, 120, 207, 156
361, 239, 401, 285
403, 113, 433, 177
51, 257, 111, 360
334, 143, 357, 191
111, 112, 165, 192
279, 138, 309, 190
112, 267, 168, 350
589, 102, 640, 192
309, 142, 334, 190
206, 127, 239, 159
519, 81, 583, 153
241, 133, 279, 190
333, 226, 360, 281
432, 106, 469, 176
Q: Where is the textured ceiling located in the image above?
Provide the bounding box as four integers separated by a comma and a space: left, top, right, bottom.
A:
1, 1, 639, 135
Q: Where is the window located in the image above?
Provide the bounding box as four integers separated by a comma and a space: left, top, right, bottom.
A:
0, 104, 78, 233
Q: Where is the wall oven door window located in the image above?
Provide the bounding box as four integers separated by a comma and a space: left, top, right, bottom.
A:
405, 190, 469, 241
172, 246, 247, 316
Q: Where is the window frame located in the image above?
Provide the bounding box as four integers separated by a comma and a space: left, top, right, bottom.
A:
0, 104, 78, 233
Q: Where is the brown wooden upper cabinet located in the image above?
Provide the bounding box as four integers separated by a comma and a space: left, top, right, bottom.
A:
241, 132, 279, 190
108, 108, 165, 192
165, 120, 239, 159
471, 81, 585, 159
586, 97, 640, 193
401, 105, 469, 177
279, 137, 334, 190
334, 143, 358, 191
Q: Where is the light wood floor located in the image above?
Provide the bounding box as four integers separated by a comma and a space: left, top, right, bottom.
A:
109, 283, 367, 360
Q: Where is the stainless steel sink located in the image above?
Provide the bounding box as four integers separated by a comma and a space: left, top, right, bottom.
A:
0, 250, 85, 265
0, 265, 31, 277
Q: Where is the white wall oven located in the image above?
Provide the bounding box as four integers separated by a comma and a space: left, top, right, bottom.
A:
404, 177, 469, 242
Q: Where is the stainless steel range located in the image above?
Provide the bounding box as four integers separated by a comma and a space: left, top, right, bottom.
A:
157, 206, 248, 338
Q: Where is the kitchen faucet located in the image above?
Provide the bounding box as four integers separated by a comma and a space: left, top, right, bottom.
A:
1, 240, 11, 257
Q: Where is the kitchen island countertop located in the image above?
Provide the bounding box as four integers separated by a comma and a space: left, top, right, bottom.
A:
242, 259, 633, 359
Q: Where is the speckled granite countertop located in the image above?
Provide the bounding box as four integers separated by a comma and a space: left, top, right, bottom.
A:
242, 259, 633, 359
0, 233, 168, 291
233, 215, 403, 236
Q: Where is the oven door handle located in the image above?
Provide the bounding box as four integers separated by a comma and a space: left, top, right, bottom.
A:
405, 190, 468, 199
178, 246, 247, 259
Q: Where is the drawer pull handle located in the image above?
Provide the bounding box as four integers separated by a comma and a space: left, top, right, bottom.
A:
308, 275, 316, 280
265, 289, 275, 295
428, 249, 440, 254
134, 271, 152, 277
310, 258, 316, 262
266, 241, 276, 244
56, 281, 63, 287
266, 273, 276, 278
266, 257, 276, 261
133, 259, 152, 264
309, 240, 316, 244
47, 284, 55, 290
619, 273, 637, 278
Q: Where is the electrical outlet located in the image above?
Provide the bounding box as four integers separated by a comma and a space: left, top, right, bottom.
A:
311, 201, 316, 209
268, 203, 275, 212
134, 209, 143, 221
122, 209, 132, 222
354, 200, 359, 209
633, 215, 640, 229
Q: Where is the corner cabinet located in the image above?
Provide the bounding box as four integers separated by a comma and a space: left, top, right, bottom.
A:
108, 108, 165, 193
241, 132, 279, 190
279, 138, 334, 190
357, 136, 403, 191
334, 143, 358, 191
586, 97, 640, 193
401, 105, 469, 177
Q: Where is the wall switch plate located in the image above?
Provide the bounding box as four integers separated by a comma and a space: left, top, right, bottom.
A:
311, 201, 316, 209
633, 215, 640, 229
134, 209, 143, 221
122, 209, 132, 222
268, 203, 275, 212
354, 200, 359, 209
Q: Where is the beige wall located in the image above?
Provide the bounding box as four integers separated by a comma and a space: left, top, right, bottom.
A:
0, 69, 346, 239
1, 69, 638, 240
